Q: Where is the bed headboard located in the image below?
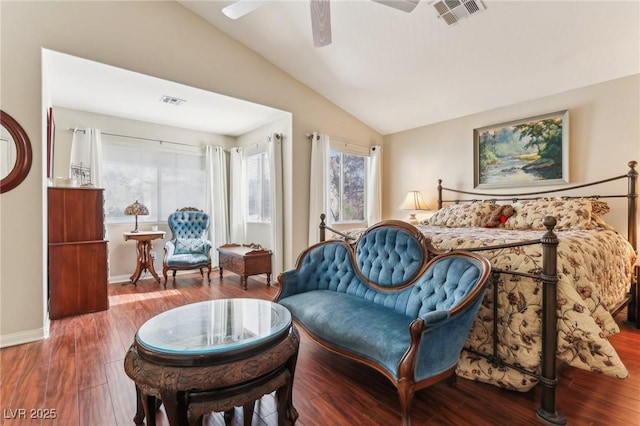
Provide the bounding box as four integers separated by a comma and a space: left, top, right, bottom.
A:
436, 160, 638, 251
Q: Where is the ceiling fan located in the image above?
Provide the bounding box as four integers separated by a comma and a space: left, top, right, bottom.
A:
222, 0, 420, 47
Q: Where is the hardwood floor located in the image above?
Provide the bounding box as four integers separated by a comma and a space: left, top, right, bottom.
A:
1, 271, 639, 426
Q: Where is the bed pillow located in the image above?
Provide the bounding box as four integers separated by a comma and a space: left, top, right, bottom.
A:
586, 198, 616, 229
504, 198, 593, 231
588, 199, 610, 216
424, 202, 498, 227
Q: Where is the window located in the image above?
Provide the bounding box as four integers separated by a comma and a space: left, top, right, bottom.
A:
329, 150, 366, 224
246, 151, 271, 223
102, 139, 206, 223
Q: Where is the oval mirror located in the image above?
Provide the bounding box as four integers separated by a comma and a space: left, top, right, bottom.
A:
0, 110, 32, 193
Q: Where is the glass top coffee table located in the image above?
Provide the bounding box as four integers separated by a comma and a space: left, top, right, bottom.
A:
136, 298, 292, 362
124, 298, 299, 426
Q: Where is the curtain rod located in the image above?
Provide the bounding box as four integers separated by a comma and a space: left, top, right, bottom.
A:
68, 128, 195, 148
306, 132, 372, 150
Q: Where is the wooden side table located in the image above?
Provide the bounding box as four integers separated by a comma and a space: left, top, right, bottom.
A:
217, 243, 272, 290
124, 231, 166, 284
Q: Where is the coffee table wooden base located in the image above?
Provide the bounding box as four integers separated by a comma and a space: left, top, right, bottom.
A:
187, 367, 293, 426
124, 326, 299, 426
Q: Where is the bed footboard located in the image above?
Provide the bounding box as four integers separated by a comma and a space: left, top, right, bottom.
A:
318, 213, 566, 424
437, 217, 564, 424
463, 217, 564, 424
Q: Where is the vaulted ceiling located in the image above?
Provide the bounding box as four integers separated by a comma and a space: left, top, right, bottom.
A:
181, 0, 639, 135
48, 1, 640, 138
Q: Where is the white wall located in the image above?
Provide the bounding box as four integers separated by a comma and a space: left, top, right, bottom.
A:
383, 75, 640, 240
0, 1, 381, 346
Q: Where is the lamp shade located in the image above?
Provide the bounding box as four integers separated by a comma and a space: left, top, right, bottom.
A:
398, 191, 430, 211
124, 200, 149, 216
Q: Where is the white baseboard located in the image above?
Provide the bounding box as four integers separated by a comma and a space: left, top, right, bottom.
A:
109, 268, 219, 285
109, 274, 136, 284
0, 318, 50, 348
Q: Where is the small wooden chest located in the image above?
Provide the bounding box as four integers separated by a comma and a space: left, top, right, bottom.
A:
217, 243, 272, 290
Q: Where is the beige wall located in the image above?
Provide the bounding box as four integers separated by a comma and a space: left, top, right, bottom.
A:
0, 1, 381, 346
383, 75, 640, 238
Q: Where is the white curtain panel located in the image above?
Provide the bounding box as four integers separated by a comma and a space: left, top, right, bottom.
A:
229, 147, 246, 244
268, 133, 284, 275
69, 127, 103, 187
205, 145, 229, 267
367, 145, 382, 225
308, 132, 330, 245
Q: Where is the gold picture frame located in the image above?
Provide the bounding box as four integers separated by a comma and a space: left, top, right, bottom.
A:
473, 110, 569, 189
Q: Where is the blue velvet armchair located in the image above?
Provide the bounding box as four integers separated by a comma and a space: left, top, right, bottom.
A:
162, 209, 212, 285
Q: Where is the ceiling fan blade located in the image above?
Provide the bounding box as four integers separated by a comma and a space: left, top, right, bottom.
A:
222, 1, 266, 20
310, 0, 332, 47
371, 0, 420, 13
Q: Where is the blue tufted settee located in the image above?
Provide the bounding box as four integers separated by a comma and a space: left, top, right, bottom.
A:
163, 209, 212, 285
276, 220, 491, 426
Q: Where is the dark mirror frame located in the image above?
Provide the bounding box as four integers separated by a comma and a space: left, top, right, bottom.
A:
0, 110, 33, 193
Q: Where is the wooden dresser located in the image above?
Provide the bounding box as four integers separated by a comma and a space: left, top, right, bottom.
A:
48, 187, 108, 319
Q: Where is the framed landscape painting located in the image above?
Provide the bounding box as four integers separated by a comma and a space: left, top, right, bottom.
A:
473, 110, 569, 188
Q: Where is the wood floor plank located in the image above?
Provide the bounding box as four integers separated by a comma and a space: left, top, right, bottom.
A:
78, 383, 116, 426
93, 310, 128, 363
0, 343, 29, 412
435, 380, 540, 425
74, 316, 107, 391
104, 359, 136, 426
1, 271, 638, 426
42, 317, 79, 426
3, 338, 53, 426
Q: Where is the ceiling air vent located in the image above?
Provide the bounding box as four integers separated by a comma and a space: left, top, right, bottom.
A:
429, 0, 486, 26
159, 95, 186, 106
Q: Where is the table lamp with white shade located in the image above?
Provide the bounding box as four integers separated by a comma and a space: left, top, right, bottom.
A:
398, 190, 430, 225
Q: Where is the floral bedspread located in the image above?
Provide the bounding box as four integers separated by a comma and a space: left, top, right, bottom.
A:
338, 225, 636, 391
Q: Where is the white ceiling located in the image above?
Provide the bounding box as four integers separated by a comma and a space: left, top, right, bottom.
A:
47, 1, 640, 138
45, 49, 289, 137
180, 0, 640, 135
